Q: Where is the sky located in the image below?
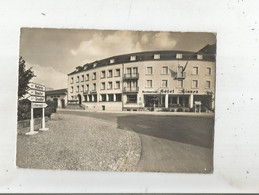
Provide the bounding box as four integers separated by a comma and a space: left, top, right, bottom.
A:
20, 28, 216, 89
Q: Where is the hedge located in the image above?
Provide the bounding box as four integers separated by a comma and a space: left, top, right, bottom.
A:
17, 99, 58, 121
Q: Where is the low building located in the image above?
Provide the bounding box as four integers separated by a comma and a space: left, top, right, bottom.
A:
45, 88, 68, 108
67, 44, 216, 111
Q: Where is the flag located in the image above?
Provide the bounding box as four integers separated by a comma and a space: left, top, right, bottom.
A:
182, 58, 189, 73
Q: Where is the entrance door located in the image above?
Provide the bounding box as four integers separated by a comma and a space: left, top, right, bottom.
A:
77, 94, 82, 104
61, 99, 65, 108
144, 95, 158, 107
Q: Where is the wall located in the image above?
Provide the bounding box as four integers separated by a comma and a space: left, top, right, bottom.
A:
46, 94, 68, 108
68, 64, 123, 102
82, 102, 122, 111
17, 117, 49, 135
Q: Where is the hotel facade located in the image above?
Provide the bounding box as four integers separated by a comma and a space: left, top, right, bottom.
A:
67, 44, 216, 111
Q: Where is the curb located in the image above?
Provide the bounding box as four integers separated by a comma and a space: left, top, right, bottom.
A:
117, 131, 141, 172
57, 108, 214, 117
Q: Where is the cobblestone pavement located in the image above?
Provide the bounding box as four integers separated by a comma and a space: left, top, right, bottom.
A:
16, 113, 141, 171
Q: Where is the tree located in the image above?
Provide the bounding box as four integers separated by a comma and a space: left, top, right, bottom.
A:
18, 57, 35, 99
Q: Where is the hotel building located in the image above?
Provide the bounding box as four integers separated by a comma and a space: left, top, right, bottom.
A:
67, 44, 216, 111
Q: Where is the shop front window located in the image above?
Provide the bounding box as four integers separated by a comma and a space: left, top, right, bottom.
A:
127, 95, 137, 103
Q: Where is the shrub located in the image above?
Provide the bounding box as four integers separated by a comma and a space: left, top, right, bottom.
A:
17, 99, 58, 121
183, 108, 190, 112
177, 108, 183, 112
161, 108, 170, 112
201, 105, 208, 112
189, 107, 195, 112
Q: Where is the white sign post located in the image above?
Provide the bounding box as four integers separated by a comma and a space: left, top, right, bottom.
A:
25, 82, 49, 135
194, 101, 202, 113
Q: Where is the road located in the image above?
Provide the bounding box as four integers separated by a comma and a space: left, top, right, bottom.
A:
58, 110, 214, 173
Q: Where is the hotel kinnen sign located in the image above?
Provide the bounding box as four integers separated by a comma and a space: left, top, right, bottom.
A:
142, 89, 199, 94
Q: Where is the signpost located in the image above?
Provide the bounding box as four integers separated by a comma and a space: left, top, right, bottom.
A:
194, 101, 202, 113
25, 82, 49, 135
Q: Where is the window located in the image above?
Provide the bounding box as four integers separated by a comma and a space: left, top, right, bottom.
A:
206, 67, 212, 75
115, 69, 120, 77
93, 94, 97, 102
101, 94, 106, 102
154, 54, 160, 59
86, 74, 89, 81
101, 71, 105, 79
86, 84, 89, 91
70, 77, 74, 84
126, 68, 132, 75
108, 70, 113, 78
176, 53, 182, 59
116, 94, 122, 102
192, 67, 199, 75
130, 56, 136, 61
76, 76, 79, 83
206, 81, 211, 88
88, 95, 92, 102
93, 83, 96, 91
146, 67, 153, 74
70, 86, 73, 93
197, 54, 203, 60
108, 82, 112, 90
133, 67, 138, 74
108, 94, 114, 101
76, 86, 79, 92
162, 66, 168, 74
127, 95, 137, 103
192, 80, 198, 88
115, 81, 120, 89
101, 82, 105, 90
177, 80, 183, 88
161, 80, 168, 87
81, 75, 84, 82
110, 58, 115, 63
146, 80, 152, 88
93, 72, 96, 80
81, 85, 84, 92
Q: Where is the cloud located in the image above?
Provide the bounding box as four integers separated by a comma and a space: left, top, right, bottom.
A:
28, 63, 67, 89
70, 31, 179, 64
69, 31, 144, 63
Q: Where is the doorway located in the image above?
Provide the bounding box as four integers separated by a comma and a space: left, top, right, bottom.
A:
61, 99, 65, 108
77, 94, 82, 104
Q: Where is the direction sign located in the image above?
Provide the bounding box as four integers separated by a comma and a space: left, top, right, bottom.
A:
28, 83, 46, 91
28, 89, 45, 97
32, 103, 48, 108
27, 96, 45, 102
194, 101, 202, 105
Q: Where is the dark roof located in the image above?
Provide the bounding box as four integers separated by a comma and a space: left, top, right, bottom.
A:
68, 46, 216, 76
198, 43, 216, 54
45, 88, 67, 96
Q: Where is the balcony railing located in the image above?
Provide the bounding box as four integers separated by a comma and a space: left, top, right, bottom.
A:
123, 73, 139, 80
175, 72, 186, 79
83, 90, 89, 95
123, 87, 139, 93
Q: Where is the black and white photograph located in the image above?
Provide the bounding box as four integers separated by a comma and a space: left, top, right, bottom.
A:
17, 28, 216, 173
1, 0, 259, 193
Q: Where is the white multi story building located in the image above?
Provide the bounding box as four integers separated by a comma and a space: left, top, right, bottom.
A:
67, 44, 216, 111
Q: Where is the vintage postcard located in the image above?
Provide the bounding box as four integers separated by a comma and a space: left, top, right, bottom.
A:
17, 28, 216, 173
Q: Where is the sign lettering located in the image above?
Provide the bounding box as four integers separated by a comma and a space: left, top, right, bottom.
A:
28, 89, 45, 97
32, 103, 48, 108
28, 96, 45, 102
27, 83, 46, 91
